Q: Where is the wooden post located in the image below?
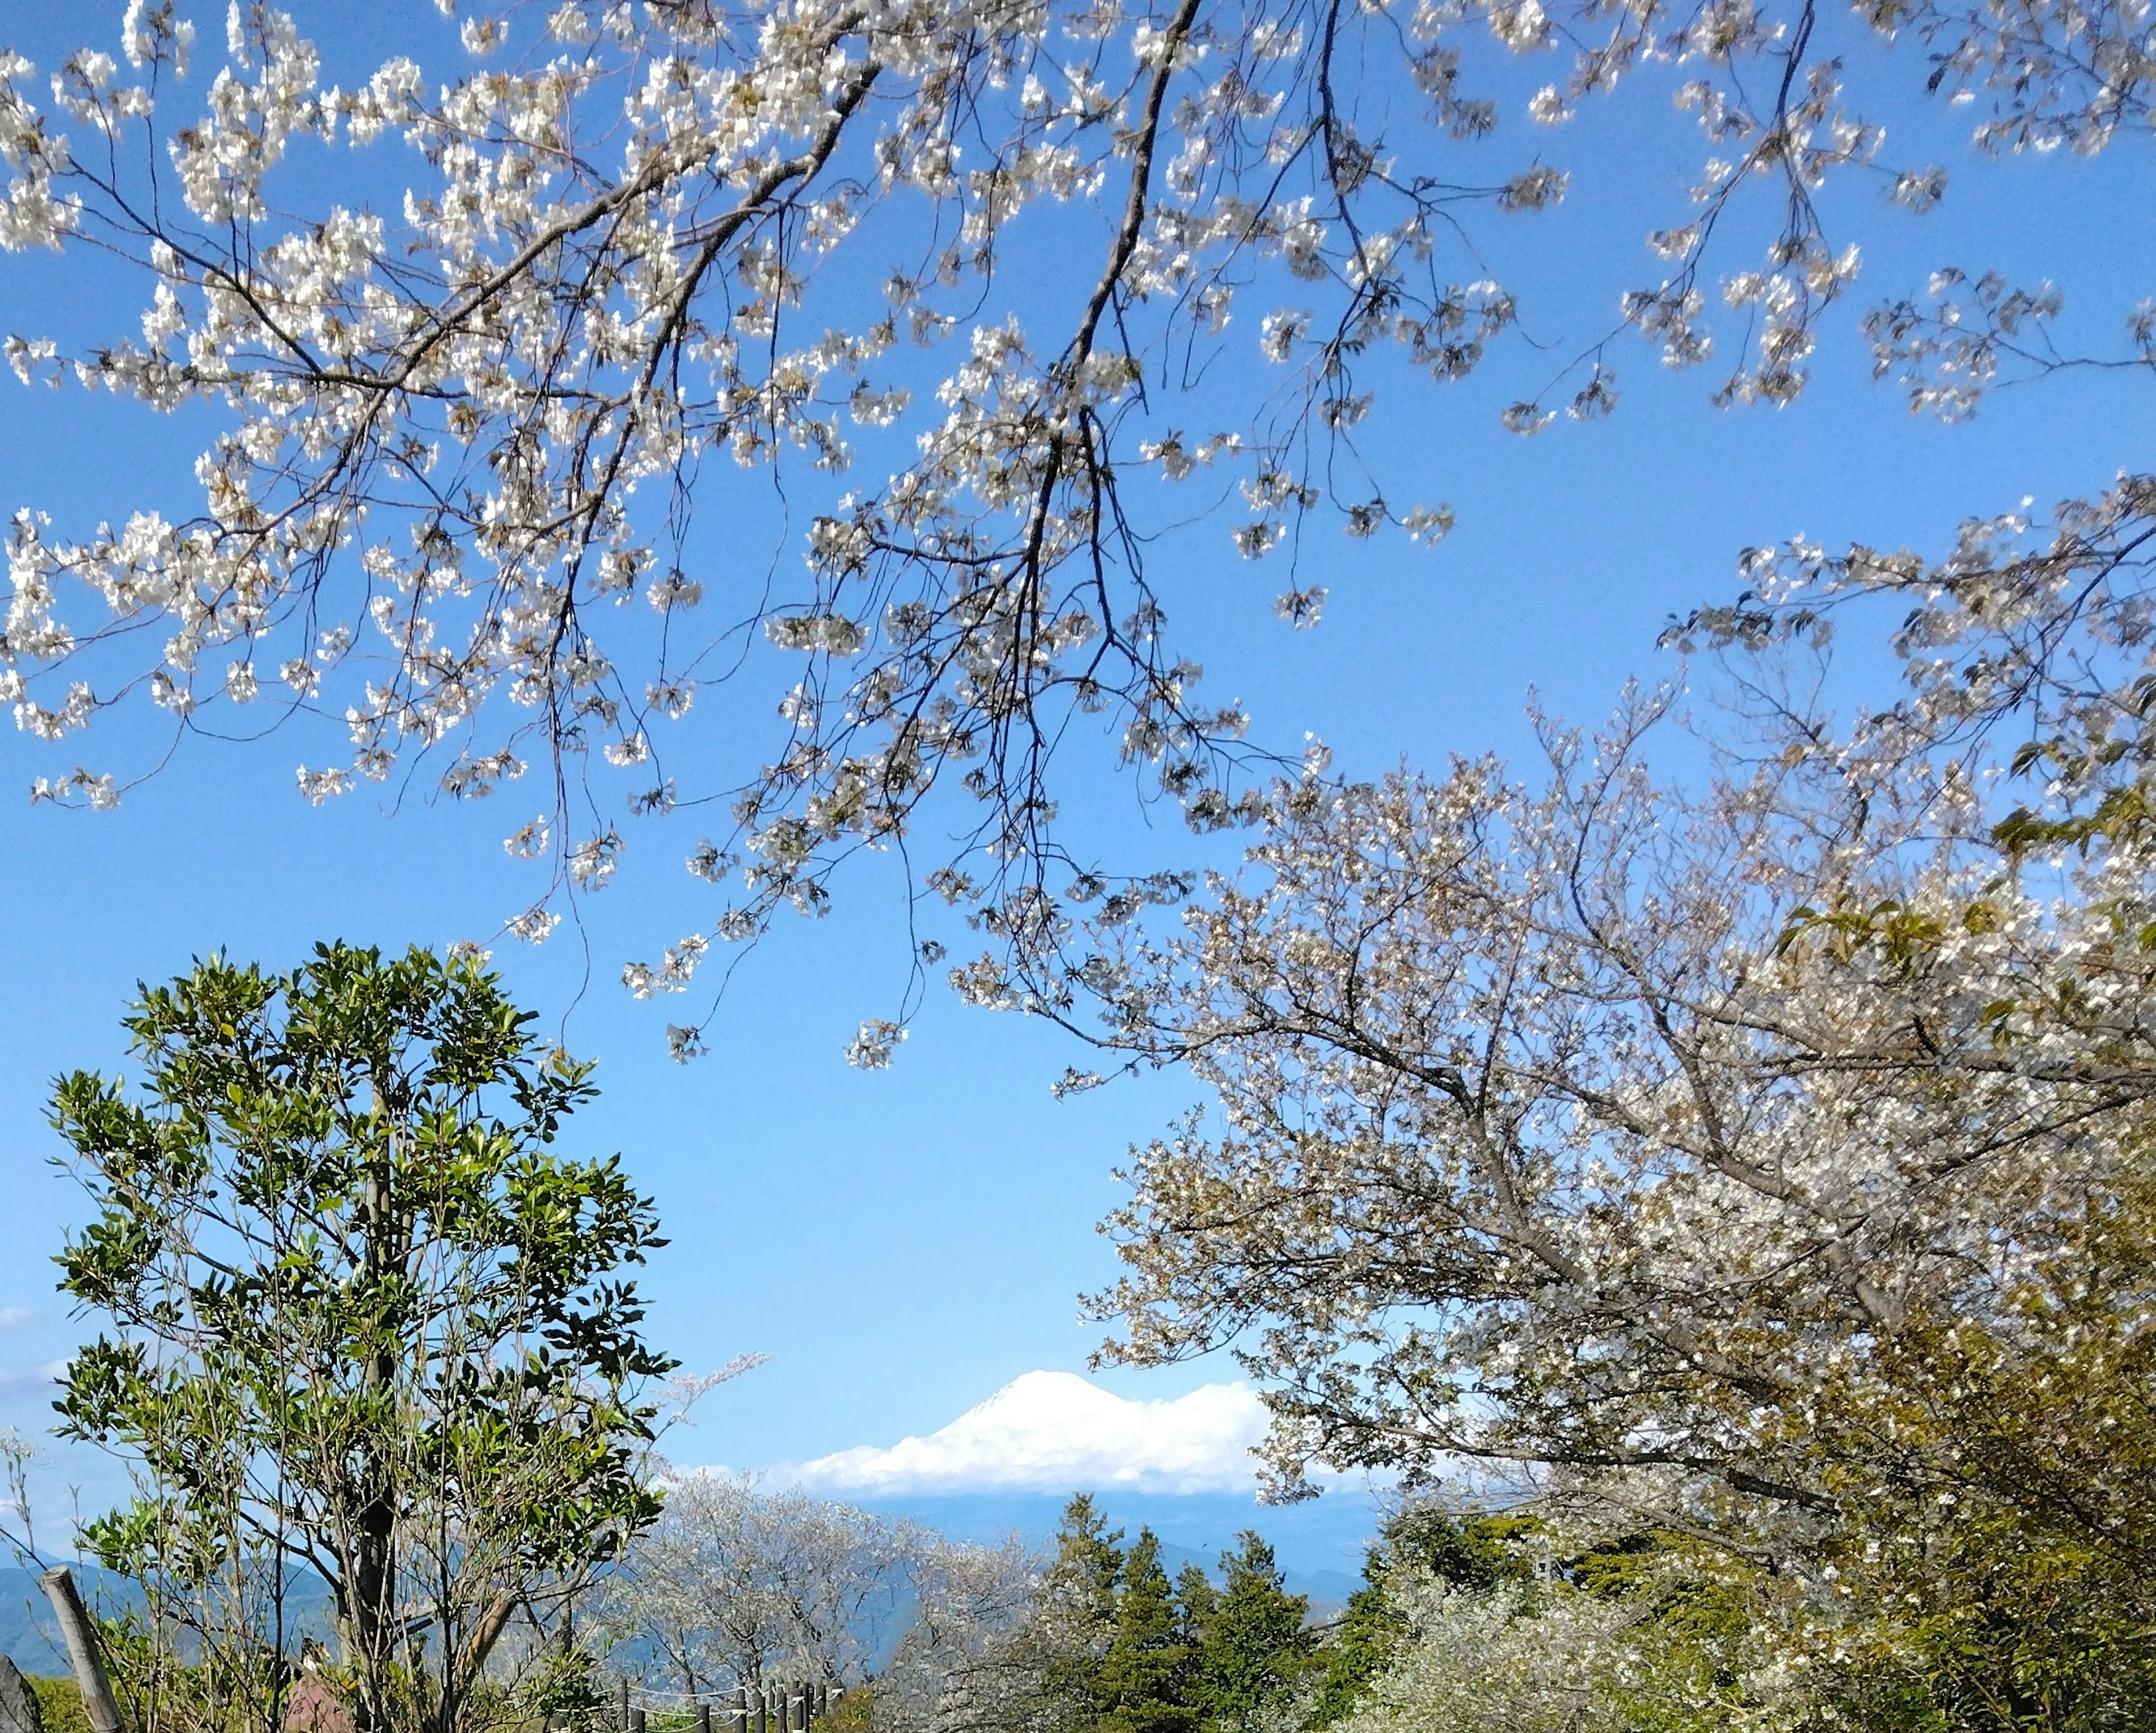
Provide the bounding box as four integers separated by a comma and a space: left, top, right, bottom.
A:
631, 1711, 646, 1733
0, 1655, 45, 1733
816, 1684, 829, 1721
38, 1568, 122, 1733
618, 1679, 632, 1733
753, 1687, 768, 1733
729, 1686, 747, 1733
700, 1704, 713, 1733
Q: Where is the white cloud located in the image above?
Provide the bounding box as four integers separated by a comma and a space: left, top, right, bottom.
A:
780, 1371, 1269, 1495
0, 1308, 35, 1333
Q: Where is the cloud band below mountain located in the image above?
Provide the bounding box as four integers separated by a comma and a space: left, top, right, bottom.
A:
782, 1371, 1269, 1495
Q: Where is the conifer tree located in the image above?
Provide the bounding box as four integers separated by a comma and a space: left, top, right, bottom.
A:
1390, 1513, 1539, 1594
1173, 1562, 1217, 1656
1307, 1562, 1400, 1731
1096, 1529, 1198, 1733
1043, 1494, 1128, 1721
1194, 1534, 1310, 1733
1050, 1495, 1127, 1627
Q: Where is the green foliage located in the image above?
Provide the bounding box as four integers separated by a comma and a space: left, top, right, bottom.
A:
1386, 1512, 1538, 1597
821, 1686, 870, 1733
1095, 1531, 1197, 1733
28, 1675, 88, 1733
1308, 1510, 1537, 1728
1044, 1493, 1128, 1717
518, 1640, 613, 1723
1306, 1573, 1399, 1732
1189, 1534, 1310, 1733
1171, 1565, 1216, 1657
1311, 1527, 1786, 1733
1810, 1516, 2156, 1733
1335, 1514, 2156, 1733
48, 944, 678, 1733
1051, 1495, 1127, 1630
1038, 1499, 1314, 1733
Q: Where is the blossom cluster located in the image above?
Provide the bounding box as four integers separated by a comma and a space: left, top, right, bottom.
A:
0, 0, 2138, 1048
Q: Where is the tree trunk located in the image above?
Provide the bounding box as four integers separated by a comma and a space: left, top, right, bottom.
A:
349, 1089, 403, 1733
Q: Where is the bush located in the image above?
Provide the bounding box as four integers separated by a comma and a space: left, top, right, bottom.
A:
29, 1675, 89, 1733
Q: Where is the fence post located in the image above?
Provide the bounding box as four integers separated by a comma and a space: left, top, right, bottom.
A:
700, 1703, 713, 1733
632, 1711, 647, 1733
729, 1686, 747, 1733
0, 1656, 44, 1733
618, 1678, 632, 1733
753, 1686, 768, 1733
38, 1568, 122, 1733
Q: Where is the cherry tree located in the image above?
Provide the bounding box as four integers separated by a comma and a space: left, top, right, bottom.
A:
0, 0, 2143, 1047
599, 1472, 929, 1693
1018, 467, 2156, 1679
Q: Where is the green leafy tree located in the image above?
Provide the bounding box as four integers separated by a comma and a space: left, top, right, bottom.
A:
28, 1676, 91, 1733
1307, 1571, 1396, 1732
1193, 1535, 1309, 1733
51, 945, 678, 1733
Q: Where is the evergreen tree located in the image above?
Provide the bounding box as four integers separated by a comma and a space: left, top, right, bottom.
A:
1391, 1511, 1540, 1593
1194, 1533, 1311, 1733
1052, 1494, 1127, 1622
1096, 1529, 1198, 1733
1174, 1561, 1218, 1654
1044, 1494, 1128, 1718
49, 945, 674, 1733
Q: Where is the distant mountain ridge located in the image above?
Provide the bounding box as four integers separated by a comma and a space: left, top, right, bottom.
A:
848, 1488, 1377, 1616
0, 1566, 126, 1673
0, 1565, 337, 1673
0, 1487, 1377, 1673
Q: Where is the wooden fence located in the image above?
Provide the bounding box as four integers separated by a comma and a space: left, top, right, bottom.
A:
34, 1564, 854, 1733
614, 1679, 847, 1733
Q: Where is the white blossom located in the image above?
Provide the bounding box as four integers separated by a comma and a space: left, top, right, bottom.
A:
0, 0, 2137, 1044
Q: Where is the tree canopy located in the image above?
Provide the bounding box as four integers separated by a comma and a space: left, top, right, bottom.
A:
51, 943, 676, 1733
1047, 459, 2156, 1714
1016, 1499, 1311, 1733
0, 0, 2144, 1048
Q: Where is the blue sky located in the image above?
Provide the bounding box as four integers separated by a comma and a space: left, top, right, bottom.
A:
0, 0, 2151, 1568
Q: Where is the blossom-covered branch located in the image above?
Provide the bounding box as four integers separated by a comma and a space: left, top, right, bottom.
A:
0, 0, 2145, 1045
